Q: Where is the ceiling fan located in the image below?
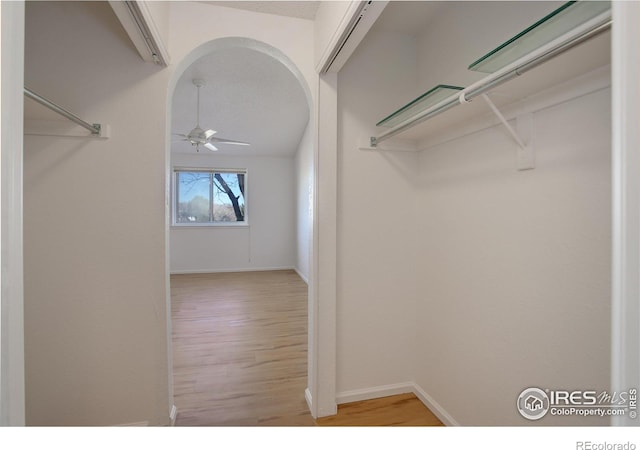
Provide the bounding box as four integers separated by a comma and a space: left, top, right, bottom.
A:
174, 79, 250, 152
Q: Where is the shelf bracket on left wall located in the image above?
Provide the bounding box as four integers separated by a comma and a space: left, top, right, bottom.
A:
480, 94, 534, 171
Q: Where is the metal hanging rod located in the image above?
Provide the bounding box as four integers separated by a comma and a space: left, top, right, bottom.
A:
24, 87, 102, 136
371, 10, 612, 147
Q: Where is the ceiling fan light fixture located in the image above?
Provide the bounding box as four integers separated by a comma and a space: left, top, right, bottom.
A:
173, 77, 250, 152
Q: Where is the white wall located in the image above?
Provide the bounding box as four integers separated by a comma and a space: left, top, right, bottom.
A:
170, 154, 296, 273
294, 123, 313, 283
168, 2, 316, 106
23, 1, 171, 425
336, 27, 419, 397
414, 87, 611, 426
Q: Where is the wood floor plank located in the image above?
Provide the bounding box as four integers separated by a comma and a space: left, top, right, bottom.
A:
171, 270, 443, 427
315, 393, 444, 426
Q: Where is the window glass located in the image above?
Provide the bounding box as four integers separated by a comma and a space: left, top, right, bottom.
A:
174, 170, 246, 225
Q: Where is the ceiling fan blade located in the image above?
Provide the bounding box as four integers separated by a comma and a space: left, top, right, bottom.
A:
204, 129, 217, 139
209, 137, 250, 146
172, 133, 188, 138
204, 142, 218, 151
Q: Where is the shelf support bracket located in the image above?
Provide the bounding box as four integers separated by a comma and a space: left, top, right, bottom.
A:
480, 94, 535, 170
362, 138, 417, 152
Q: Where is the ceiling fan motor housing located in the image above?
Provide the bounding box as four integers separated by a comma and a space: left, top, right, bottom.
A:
187, 126, 216, 145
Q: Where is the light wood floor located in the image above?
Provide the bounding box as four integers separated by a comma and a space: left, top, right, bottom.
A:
171, 270, 313, 425
316, 393, 443, 426
171, 270, 443, 426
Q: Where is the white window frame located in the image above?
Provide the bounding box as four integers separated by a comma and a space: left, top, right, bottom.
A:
172, 167, 249, 227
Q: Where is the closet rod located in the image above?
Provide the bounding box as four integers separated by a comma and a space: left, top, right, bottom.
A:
371, 10, 611, 147
24, 87, 102, 135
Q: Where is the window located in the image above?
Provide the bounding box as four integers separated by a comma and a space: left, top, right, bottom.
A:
173, 169, 247, 225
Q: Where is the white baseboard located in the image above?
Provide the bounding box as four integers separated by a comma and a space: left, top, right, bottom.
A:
411, 383, 460, 426
336, 382, 415, 404
170, 266, 295, 275
294, 267, 309, 284
305, 388, 314, 417
336, 381, 459, 426
170, 405, 177, 426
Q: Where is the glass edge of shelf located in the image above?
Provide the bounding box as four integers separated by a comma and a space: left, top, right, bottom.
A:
467, 0, 590, 73
376, 84, 464, 128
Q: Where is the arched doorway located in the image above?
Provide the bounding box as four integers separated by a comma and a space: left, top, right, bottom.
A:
165, 37, 315, 424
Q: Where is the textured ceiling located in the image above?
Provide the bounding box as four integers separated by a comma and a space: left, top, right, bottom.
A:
172, 47, 310, 157
199, 1, 321, 20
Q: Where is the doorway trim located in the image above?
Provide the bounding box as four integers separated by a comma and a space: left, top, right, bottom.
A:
0, 0, 26, 426
610, 1, 640, 426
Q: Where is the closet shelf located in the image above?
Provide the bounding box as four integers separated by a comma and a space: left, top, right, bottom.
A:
469, 1, 611, 74
376, 85, 463, 128
370, 0, 611, 149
